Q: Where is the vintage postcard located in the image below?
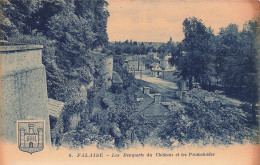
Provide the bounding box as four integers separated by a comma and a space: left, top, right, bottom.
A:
0, 0, 259, 165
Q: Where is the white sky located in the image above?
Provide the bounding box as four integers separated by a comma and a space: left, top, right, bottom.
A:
106, 0, 259, 42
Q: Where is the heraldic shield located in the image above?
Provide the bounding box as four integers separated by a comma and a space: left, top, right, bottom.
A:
17, 121, 45, 154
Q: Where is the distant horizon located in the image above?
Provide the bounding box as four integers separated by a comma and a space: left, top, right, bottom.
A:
107, 0, 259, 42
109, 40, 167, 43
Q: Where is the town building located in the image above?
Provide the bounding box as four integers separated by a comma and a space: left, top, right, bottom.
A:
124, 55, 146, 72
128, 85, 173, 123
150, 62, 163, 77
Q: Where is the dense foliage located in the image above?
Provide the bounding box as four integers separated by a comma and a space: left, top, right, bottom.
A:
170, 17, 259, 115
158, 102, 257, 147
60, 87, 146, 149
0, 0, 110, 101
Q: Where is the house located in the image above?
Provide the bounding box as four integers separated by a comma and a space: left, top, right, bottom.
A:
129, 86, 173, 123
125, 60, 146, 72
180, 88, 222, 109
150, 63, 163, 77
124, 55, 146, 72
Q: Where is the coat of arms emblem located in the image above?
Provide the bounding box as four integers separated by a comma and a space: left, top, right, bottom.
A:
17, 120, 45, 154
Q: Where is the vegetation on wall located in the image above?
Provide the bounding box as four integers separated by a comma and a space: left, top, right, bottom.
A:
0, 0, 110, 101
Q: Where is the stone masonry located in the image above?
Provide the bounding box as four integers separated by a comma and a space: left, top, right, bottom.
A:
0, 43, 51, 144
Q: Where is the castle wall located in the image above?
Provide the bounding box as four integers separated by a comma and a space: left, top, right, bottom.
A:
99, 56, 113, 88
0, 44, 51, 144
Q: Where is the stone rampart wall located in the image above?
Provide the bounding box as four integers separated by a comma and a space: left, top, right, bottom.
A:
100, 56, 113, 88
0, 45, 50, 144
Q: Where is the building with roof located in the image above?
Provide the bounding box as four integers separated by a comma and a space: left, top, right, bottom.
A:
150, 63, 163, 77
112, 71, 123, 85
128, 86, 173, 122
124, 55, 146, 72
48, 98, 64, 145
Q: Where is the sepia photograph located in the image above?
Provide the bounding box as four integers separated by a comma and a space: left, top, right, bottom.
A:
0, 0, 259, 164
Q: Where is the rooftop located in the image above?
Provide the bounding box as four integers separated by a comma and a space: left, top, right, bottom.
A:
130, 86, 171, 118
48, 98, 64, 118
112, 71, 123, 84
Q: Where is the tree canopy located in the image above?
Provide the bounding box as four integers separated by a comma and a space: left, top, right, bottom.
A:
172, 16, 259, 112
0, 0, 110, 101
177, 17, 216, 89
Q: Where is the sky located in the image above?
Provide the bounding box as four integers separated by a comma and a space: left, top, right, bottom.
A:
106, 0, 259, 42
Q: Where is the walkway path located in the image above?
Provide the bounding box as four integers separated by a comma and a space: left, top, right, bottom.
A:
135, 71, 178, 102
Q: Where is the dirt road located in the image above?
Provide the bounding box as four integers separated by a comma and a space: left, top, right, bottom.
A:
135, 71, 178, 102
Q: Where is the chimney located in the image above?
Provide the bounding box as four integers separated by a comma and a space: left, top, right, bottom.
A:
154, 93, 161, 104
143, 87, 150, 94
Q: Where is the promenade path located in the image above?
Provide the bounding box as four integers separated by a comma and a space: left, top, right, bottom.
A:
135, 71, 178, 102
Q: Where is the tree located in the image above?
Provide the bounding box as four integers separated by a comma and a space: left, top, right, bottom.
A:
178, 17, 215, 89
240, 20, 258, 111
217, 20, 259, 122
74, 0, 110, 47
1, 0, 66, 35
168, 42, 183, 67
217, 24, 240, 88
47, 9, 95, 68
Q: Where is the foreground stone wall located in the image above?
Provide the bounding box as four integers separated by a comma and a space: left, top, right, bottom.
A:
0, 44, 51, 144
